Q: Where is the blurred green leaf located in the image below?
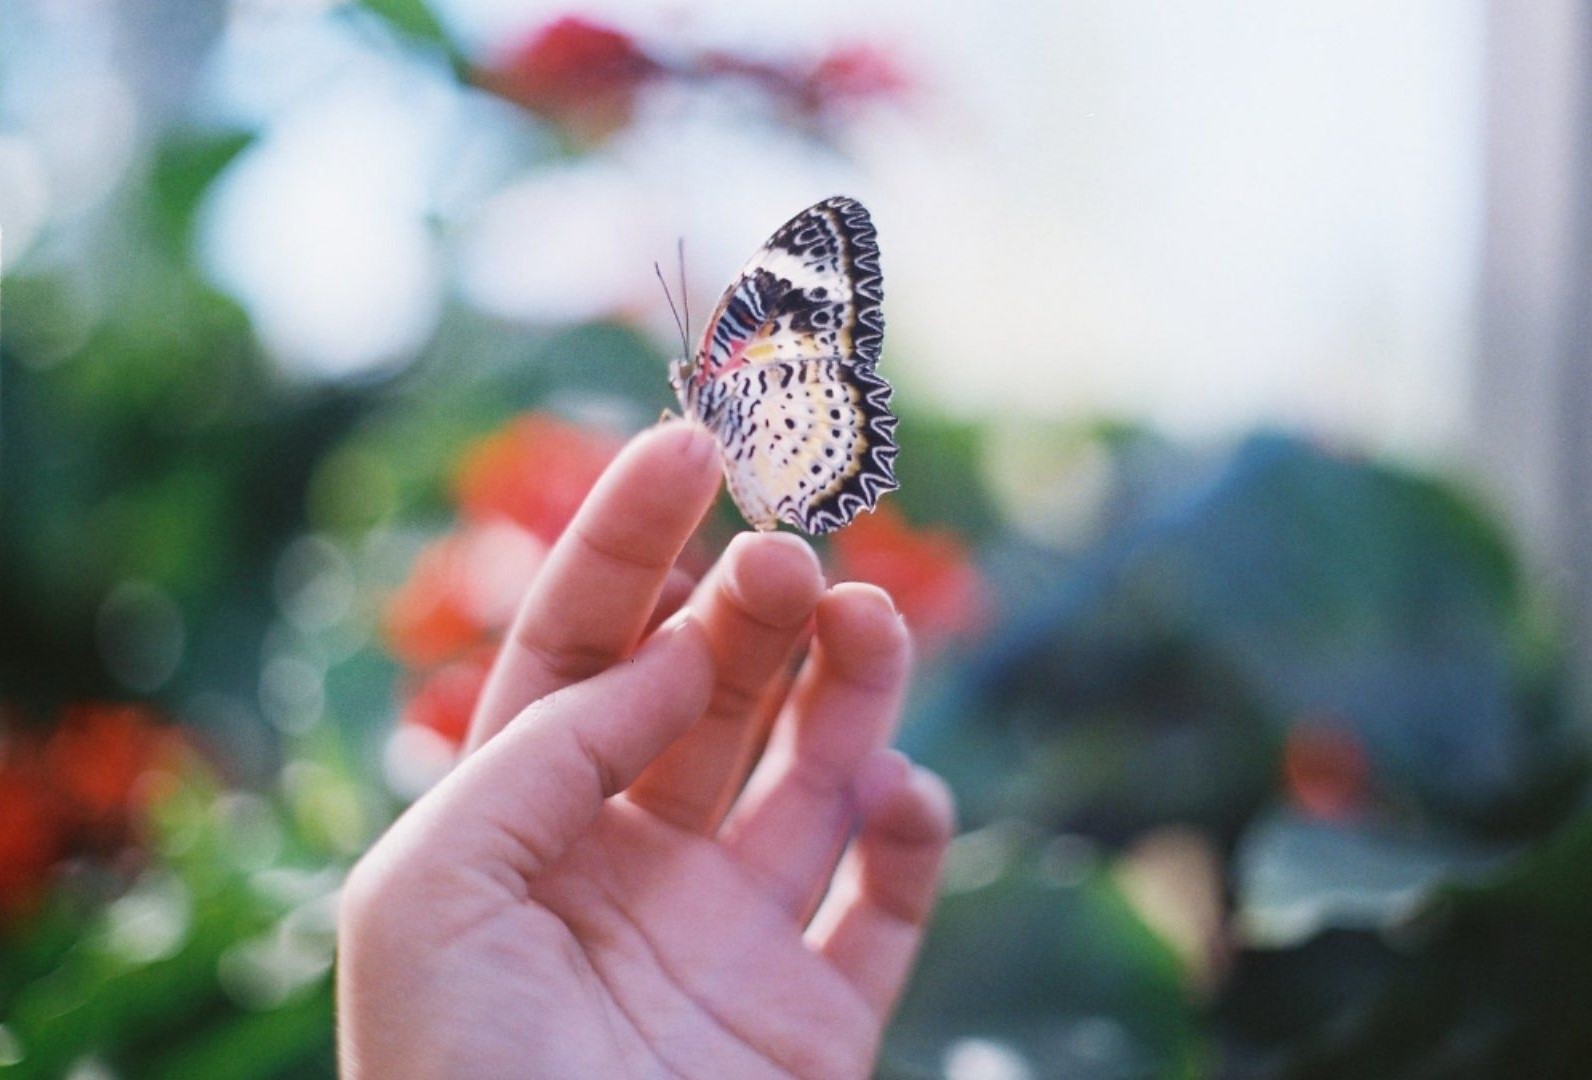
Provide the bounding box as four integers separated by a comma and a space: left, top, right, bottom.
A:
0, 769, 342, 1080
938, 432, 1582, 832
1222, 812, 1592, 1077
149, 132, 255, 261
885, 832, 1203, 1077
1230, 809, 1515, 949
355, 0, 460, 65
144, 983, 334, 1080
890, 413, 999, 540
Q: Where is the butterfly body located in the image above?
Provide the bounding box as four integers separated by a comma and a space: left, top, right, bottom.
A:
673, 196, 897, 535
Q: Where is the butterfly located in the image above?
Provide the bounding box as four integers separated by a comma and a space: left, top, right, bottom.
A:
666, 196, 898, 535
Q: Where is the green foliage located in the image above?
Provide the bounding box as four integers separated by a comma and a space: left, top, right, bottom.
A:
4, 0, 1592, 1076
355, 0, 460, 61
0, 761, 364, 1079
148, 132, 255, 262
1218, 813, 1592, 1077
887, 837, 1204, 1077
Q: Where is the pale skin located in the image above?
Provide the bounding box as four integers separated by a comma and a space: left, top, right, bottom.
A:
338, 421, 955, 1078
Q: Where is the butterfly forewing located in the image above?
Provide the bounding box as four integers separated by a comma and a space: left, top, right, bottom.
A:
679, 196, 897, 535
696, 197, 885, 376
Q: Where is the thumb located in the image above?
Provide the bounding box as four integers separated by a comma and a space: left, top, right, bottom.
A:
405, 611, 714, 878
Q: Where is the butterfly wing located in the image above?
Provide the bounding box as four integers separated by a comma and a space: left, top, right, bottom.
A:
714, 358, 897, 535
694, 196, 885, 378
683, 196, 896, 535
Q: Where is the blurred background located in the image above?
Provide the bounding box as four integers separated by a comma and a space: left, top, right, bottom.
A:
4, 1, 1592, 1076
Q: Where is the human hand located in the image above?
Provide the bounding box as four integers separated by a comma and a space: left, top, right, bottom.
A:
337, 421, 954, 1078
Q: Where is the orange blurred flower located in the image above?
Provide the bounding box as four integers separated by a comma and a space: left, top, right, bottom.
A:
385, 413, 621, 763
45, 703, 188, 833
0, 703, 191, 927
1283, 717, 1371, 821
400, 649, 496, 749
801, 44, 913, 113
454, 414, 621, 542
829, 505, 986, 648
480, 16, 660, 144
478, 16, 911, 144
385, 415, 617, 669
382, 533, 484, 669
382, 522, 550, 668
0, 749, 67, 924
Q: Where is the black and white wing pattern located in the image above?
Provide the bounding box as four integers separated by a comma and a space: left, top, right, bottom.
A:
673, 196, 897, 535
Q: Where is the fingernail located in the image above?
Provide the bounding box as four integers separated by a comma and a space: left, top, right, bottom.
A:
656, 420, 715, 462
827, 580, 895, 608
760, 529, 822, 570
654, 605, 695, 638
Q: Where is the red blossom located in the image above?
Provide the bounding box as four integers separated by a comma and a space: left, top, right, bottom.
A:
0, 703, 191, 927
478, 16, 910, 142
382, 523, 550, 668
453, 414, 620, 543
400, 649, 495, 749
385, 413, 621, 772
829, 506, 986, 647
1283, 718, 1371, 821
0, 749, 67, 924
698, 42, 913, 127
45, 703, 187, 836
384, 412, 613, 668
802, 44, 912, 111
481, 16, 660, 144
382, 533, 486, 668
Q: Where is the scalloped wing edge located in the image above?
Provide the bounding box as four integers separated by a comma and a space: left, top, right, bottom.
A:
791, 363, 899, 535
814, 196, 885, 369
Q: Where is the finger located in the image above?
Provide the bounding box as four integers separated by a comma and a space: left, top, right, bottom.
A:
626, 532, 824, 832
467, 421, 720, 752
644, 566, 697, 636
719, 583, 910, 921
412, 612, 714, 880
807, 750, 955, 1020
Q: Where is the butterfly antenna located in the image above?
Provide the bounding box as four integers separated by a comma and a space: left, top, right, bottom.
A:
654, 259, 689, 359
677, 237, 690, 356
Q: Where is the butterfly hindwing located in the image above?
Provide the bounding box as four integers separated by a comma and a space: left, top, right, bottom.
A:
677, 196, 896, 535
715, 358, 897, 535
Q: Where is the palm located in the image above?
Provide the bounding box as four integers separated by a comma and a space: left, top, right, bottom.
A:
484, 807, 876, 1078
339, 425, 950, 1079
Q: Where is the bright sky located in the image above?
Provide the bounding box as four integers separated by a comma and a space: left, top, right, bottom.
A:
421, 1, 1486, 459
191, 1, 1487, 457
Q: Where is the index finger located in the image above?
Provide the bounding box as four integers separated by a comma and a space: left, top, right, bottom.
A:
467, 420, 722, 752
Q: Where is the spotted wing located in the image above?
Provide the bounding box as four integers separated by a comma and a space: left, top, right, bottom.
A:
693, 196, 885, 379
713, 357, 897, 535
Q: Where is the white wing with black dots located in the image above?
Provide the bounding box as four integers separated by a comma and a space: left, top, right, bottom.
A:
674, 196, 897, 534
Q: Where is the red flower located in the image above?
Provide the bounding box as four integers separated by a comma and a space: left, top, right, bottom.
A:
481, 16, 660, 144
400, 649, 495, 749
383, 533, 492, 668
829, 506, 986, 647
387, 411, 611, 668
803, 44, 912, 111
1283, 718, 1370, 821
453, 414, 620, 543
0, 703, 191, 927
478, 17, 912, 143
0, 749, 67, 924
385, 413, 622, 776
45, 703, 186, 837
382, 523, 550, 668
